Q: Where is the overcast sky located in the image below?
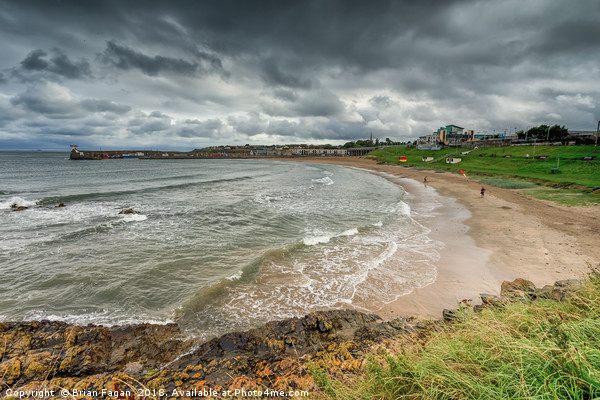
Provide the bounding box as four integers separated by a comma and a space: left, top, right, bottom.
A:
1, 0, 599, 150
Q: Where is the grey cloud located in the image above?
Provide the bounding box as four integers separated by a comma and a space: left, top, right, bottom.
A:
11, 83, 133, 120
291, 89, 345, 117
262, 87, 345, 118
18, 49, 92, 79
148, 111, 172, 119
307, 120, 370, 141
260, 58, 312, 89
141, 120, 171, 133
273, 89, 298, 102
177, 118, 223, 138
21, 49, 49, 70
369, 96, 394, 109
80, 99, 131, 114
265, 119, 302, 138
359, 110, 379, 123
49, 53, 92, 79
127, 111, 173, 135
227, 113, 268, 136
11, 84, 81, 119
101, 41, 225, 77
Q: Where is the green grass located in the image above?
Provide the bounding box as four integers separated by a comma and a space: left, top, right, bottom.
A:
521, 188, 600, 207
369, 145, 600, 188
474, 177, 539, 189
314, 271, 600, 400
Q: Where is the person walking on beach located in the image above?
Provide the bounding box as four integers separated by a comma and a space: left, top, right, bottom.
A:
423, 176, 427, 184
480, 187, 486, 198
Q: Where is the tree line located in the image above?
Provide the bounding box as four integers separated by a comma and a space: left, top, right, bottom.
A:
516, 124, 569, 142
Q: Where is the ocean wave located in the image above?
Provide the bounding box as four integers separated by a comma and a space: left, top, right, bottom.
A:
37, 175, 259, 206
303, 227, 359, 246
339, 228, 359, 236
19, 309, 174, 327
303, 235, 332, 246
0, 196, 38, 210
226, 270, 243, 281
311, 176, 334, 185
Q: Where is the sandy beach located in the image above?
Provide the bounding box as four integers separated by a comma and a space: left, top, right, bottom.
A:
278, 157, 600, 320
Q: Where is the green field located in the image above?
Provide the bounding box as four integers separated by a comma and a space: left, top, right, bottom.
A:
368, 145, 600, 205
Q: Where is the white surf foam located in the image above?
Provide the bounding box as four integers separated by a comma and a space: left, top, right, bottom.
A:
20, 309, 174, 327
122, 213, 148, 222
339, 228, 359, 237
303, 235, 332, 246
226, 270, 243, 281
396, 201, 411, 215
0, 196, 38, 210
311, 176, 334, 185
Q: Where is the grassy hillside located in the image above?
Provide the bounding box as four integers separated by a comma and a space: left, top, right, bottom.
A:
314, 273, 600, 400
368, 145, 599, 188
367, 145, 599, 205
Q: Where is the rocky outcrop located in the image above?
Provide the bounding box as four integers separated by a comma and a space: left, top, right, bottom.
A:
0, 279, 585, 399
0, 321, 188, 389
499, 278, 581, 302
118, 208, 140, 215
0, 311, 430, 398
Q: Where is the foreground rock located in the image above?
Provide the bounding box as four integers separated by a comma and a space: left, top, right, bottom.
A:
0, 311, 430, 399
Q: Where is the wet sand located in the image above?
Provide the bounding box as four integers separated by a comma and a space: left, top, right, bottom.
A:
276, 157, 600, 319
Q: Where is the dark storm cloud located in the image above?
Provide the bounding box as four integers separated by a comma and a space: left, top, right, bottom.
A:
101, 41, 226, 78
1, 0, 599, 149
259, 58, 312, 89
21, 50, 48, 70
18, 49, 92, 80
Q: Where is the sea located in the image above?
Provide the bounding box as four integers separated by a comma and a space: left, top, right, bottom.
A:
0, 151, 443, 340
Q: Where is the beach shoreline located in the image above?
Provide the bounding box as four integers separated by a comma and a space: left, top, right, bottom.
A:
273, 156, 600, 320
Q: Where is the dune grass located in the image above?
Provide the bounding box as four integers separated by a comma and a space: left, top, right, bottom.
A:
313, 271, 600, 399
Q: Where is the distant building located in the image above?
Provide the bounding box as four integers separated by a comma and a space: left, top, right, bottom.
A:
417, 124, 475, 148
298, 148, 347, 156
437, 125, 475, 145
